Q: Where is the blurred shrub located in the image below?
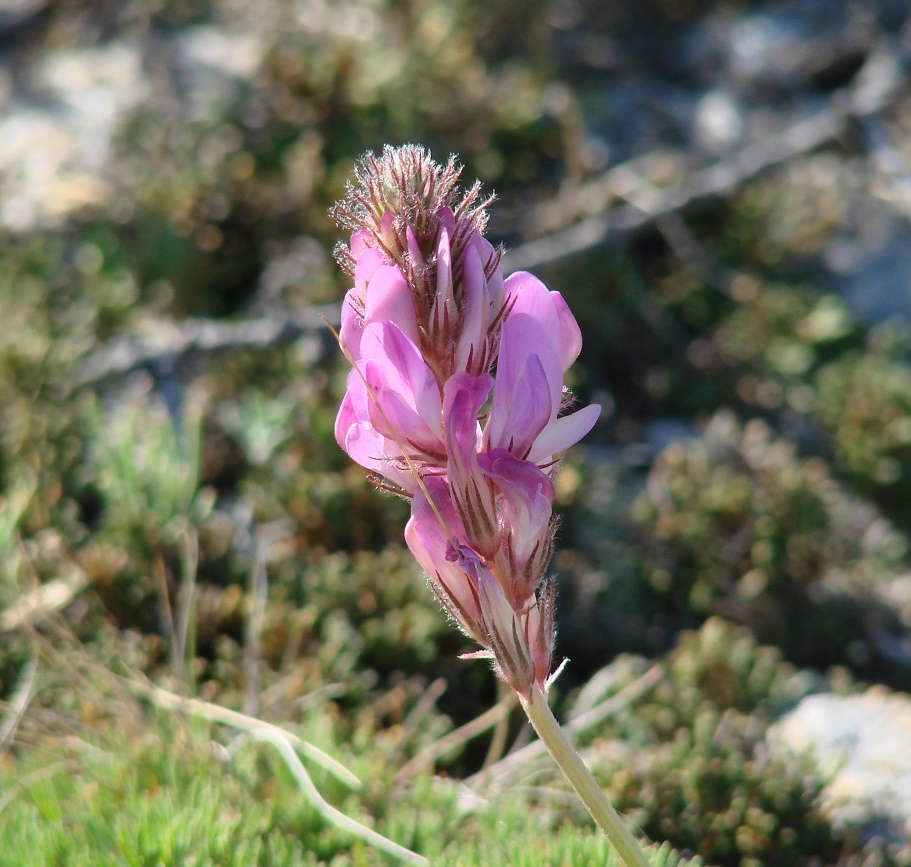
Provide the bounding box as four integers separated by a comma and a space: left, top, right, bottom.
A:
632, 411, 909, 673
816, 339, 911, 515
725, 155, 853, 268
106, 0, 566, 318
591, 619, 870, 866
712, 280, 858, 414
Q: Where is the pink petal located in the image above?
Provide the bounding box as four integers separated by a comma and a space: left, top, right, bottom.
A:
443, 373, 498, 554
336, 381, 418, 493
354, 247, 385, 299
499, 279, 564, 411
380, 210, 397, 252
406, 225, 423, 268
477, 448, 554, 563
430, 225, 457, 345
487, 350, 552, 458
350, 230, 372, 259
363, 265, 419, 346
359, 323, 443, 454
549, 290, 584, 371
454, 241, 487, 374
472, 234, 504, 311
527, 403, 601, 464
405, 479, 485, 638
443, 373, 491, 470
339, 288, 365, 360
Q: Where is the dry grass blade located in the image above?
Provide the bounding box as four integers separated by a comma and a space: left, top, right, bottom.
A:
0, 653, 38, 751
130, 677, 362, 791
254, 729, 429, 866
0, 570, 88, 633
395, 690, 516, 784
242, 533, 270, 717
130, 678, 429, 864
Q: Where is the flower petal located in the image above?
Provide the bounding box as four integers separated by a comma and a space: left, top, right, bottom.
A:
335, 377, 418, 493
354, 246, 385, 299
477, 448, 554, 564
363, 265, 420, 346
527, 403, 601, 464
405, 478, 487, 643
453, 241, 487, 374
487, 349, 552, 458
443, 372, 498, 555
339, 287, 365, 361
356, 321, 444, 459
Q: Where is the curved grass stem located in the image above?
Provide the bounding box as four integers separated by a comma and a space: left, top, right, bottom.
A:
519, 683, 650, 867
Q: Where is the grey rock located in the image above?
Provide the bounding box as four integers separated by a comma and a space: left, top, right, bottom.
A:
769, 691, 911, 844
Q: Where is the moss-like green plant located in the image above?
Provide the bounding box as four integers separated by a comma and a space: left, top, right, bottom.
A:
631, 412, 909, 672
712, 282, 858, 412
816, 343, 911, 510
581, 620, 876, 866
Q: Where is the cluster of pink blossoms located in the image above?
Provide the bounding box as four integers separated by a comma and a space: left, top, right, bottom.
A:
333, 146, 600, 697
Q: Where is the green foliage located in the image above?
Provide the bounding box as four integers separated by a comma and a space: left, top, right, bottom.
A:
816, 340, 911, 509
632, 412, 909, 670
0, 662, 700, 867
85, 394, 206, 543
712, 282, 859, 413
586, 621, 871, 866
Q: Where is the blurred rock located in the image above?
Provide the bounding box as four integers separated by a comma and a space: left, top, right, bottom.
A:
0, 40, 146, 231
825, 222, 911, 325
175, 26, 264, 122
769, 691, 911, 845
693, 89, 744, 154
0, 0, 47, 35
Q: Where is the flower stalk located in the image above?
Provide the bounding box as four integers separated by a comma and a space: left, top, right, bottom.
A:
332, 144, 650, 865
521, 684, 650, 867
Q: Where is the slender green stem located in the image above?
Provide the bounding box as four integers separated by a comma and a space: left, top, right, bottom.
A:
519, 683, 650, 867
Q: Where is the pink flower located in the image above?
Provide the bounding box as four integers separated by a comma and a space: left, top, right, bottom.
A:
442, 372, 499, 558
335, 319, 445, 494
332, 146, 600, 695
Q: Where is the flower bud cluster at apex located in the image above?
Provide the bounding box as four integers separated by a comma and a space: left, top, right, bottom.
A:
333, 145, 600, 696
